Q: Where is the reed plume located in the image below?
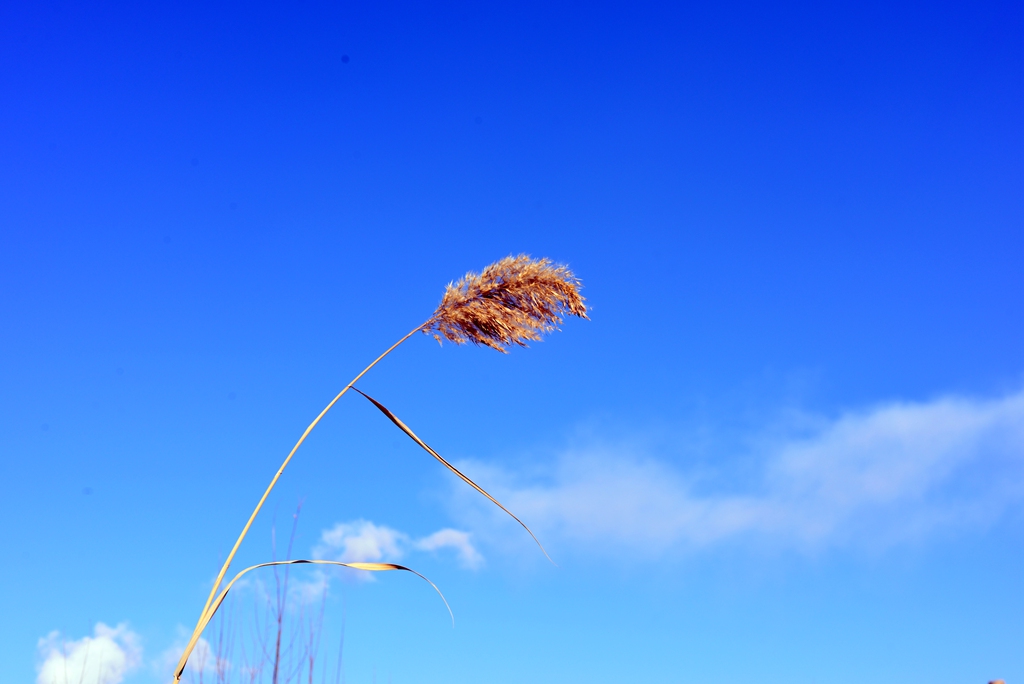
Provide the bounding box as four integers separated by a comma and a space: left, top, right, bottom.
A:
425, 254, 588, 352
173, 255, 586, 682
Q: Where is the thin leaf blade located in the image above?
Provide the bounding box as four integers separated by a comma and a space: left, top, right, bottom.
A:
350, 385, 554, 564
173, 558, 451, 683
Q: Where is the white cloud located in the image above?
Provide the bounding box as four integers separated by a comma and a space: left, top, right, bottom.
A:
416, 528, 485, 569
309, 519, 405, 587
288, 566, 331, 604
314, 520, 407, 563
310, 519, 484, 584
37, 623, 141, 684
446, 389, 1024, 554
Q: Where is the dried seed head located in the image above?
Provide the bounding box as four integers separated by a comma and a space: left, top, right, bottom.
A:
424, 255, 588, 352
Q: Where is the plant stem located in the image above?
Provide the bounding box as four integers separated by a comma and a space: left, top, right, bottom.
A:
173, 324, 424, 683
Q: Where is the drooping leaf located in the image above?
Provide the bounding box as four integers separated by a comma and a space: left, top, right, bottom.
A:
350, 386, 553, 564
173, 559, 451, 682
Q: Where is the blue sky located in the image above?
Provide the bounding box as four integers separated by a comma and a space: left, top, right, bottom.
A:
2, 0, 1022, 682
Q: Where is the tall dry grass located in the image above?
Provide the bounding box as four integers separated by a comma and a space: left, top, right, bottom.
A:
173, 255, 587, 682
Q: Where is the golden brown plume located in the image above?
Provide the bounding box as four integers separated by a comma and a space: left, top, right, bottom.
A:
424, 254, 588, 352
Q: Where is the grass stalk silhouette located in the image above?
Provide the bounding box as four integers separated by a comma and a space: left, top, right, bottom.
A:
173, 255, 587, 682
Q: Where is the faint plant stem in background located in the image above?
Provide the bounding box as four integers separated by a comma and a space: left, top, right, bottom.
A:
271, 502, 303, 684
183, 519, 339, 684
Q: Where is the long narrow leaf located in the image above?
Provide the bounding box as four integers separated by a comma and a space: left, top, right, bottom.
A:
349, 385, 554, 564
173, 559, 451, 682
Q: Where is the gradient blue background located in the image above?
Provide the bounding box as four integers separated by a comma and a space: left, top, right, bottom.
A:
2, 0, 1022, 682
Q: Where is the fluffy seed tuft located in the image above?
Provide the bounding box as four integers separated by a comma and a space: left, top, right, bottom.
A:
424, 255, 588, 353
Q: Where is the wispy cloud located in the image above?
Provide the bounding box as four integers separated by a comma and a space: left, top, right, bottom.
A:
313, 520, 406, 564
37, 623, 142, 684
415, 528, 485, 569
284, 519, 484, 600
446, 389, 1024, 554
312, 519, 484, 569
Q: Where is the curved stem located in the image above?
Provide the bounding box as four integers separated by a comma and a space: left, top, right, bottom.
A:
173, 559, 451, 683
174, 324, 425, 682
